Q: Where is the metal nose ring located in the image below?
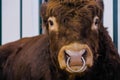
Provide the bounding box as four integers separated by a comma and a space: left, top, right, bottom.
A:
66, 57, 87, 73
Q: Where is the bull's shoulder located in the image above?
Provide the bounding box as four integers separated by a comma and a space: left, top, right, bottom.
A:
0, 34, 48, 65
0, 35, 50, 79
0, 36, 32, 55
0, 34, 47, 51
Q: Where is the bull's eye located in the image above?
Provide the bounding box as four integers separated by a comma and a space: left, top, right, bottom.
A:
91, 16, 99, 30
95, 18, 99, 26
48, 20, 54, 27
48, 17, 59, 32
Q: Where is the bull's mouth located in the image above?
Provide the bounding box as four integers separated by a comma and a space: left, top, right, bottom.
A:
58, 43, 93, 74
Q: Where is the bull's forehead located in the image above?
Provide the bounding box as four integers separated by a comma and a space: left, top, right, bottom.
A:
46, 0, 101, 22
49, 0, 93, 4
45, 0, 102, 33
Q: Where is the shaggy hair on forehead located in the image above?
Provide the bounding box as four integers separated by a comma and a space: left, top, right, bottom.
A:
45, 0, 103, 19
42, 0, 103, 32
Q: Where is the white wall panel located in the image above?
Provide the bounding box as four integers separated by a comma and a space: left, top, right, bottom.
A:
2, 0, 20, 44
22, 0, 39, 37
103, 0, 113, 39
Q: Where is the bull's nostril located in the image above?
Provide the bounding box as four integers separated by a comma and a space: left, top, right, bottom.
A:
64, 51, 70, 62
81, 50, 87, 60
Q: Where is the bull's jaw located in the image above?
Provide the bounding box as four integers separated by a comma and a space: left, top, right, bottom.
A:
58, 42, 93, 74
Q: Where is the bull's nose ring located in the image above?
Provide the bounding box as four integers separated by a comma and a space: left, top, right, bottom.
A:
66, 57, 87, 73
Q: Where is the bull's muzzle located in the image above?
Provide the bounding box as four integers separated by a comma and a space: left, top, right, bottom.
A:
65, 49, 87, 73
58, 43, 93, 73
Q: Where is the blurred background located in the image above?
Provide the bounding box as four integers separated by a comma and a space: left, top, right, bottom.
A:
0, 0, 120, 54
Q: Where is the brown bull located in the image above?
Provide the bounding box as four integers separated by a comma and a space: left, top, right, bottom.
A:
0, 0, 120, 80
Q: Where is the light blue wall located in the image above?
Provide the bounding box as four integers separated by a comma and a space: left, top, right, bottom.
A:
118, 0, 120, 54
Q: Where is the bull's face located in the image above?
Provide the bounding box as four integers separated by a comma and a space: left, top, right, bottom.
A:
41, 0, 103, 74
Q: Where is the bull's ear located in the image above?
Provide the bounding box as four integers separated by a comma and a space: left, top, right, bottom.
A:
95, 0, 104, 10
40, 2, 48, 34
40, 2, 47, 18
91, 16, 99, 31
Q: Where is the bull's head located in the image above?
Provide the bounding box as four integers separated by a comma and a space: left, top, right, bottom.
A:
41, 0, 104, 74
